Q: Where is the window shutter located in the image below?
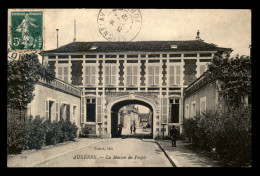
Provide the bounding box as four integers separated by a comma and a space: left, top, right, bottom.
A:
132, 66, 138, 86
81, 97, 85, 123
64, 67, 68, 83
58, 67, 63, 80
161, 97, 168, 124
148, 66, 154, 85
154, 66, 159, 85
56, 102, 59, 121
45, 100, 49, 119
126, 66, 131, 86
96, 97, 102, 123
91, 66, 96, 85
111, 65, 116, 85
169, 66, 174, 85
176, 65, 181, 85
200, 65, 206, 76
105, 66, 110, 85
85, 66, 90, 85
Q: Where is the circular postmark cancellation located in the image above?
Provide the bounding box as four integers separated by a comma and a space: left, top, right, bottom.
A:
97, 9, 142, 42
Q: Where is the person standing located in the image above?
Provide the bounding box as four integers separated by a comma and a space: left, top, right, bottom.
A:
118, 124, 123, 137
170, 125, 179, 147
130, 124, 133, 134
133, 125, 136, 134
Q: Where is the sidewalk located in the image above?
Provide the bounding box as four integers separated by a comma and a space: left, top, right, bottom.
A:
156, 139, 220, 167
7, 138, 112, 167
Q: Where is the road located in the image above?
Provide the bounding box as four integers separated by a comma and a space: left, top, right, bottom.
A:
34, 138, 173, 167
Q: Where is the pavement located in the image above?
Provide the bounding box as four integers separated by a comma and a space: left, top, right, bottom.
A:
155, 139, 221, 167
7, 134, 221, 167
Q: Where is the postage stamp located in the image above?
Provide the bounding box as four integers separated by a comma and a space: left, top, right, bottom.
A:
10, 11, 43, 50
97, 9, 142, 42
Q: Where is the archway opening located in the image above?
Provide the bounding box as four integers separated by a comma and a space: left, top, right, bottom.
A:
111, 100, 153, 139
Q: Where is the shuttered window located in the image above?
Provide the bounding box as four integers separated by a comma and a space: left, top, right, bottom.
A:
57, 66, 69, 83
126, 66, 138, 86
85, 66, 96, 85
169, 65, 181, 85
105, 65, 117, 85
148, 65, 160, 86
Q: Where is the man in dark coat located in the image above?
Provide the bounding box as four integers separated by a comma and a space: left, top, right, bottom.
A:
170, 125, 179, 147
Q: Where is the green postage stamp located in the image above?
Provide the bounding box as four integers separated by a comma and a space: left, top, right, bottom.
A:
11, 11, 43, 50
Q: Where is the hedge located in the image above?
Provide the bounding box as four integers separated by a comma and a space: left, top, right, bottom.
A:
182, 105, 251, 167
7, 115, 78, 154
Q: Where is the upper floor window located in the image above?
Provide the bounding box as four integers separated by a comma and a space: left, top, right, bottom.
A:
85, 66, 96, 85
169, 65, 181, 85
105, 65, 117, 86
57, 66, 69, 83
126, 66, 138, 86
148, 65, 159, 86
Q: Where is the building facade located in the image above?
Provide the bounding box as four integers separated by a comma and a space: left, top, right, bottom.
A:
27, 77, 82, 127
41, 40, 231, 138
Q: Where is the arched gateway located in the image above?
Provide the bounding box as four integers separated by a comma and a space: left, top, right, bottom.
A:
106, 92, 159, 138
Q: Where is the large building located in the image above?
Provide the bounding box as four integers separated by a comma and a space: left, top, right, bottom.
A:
40, 39, 231, 138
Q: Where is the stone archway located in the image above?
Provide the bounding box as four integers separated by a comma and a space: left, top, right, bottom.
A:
106, 93, 159, 139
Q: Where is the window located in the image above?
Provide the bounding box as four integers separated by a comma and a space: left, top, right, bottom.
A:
73, 106, 77, 116
200, 97, 206, 116
169, 98, 180, 123
86, 98, 96, 122
85, 66, 96, 85
148, 65, 159, 86
169, 65, 181, 85
198, 63, 210, 77
105, 65, 117, 85
191, 101, 196, 117
57, 66, 69, 83
185, 104, 189, 119
126, 66, 138, 86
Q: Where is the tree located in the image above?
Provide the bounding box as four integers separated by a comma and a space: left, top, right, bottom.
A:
7, 53, 54, 111
208, 54, 251, 108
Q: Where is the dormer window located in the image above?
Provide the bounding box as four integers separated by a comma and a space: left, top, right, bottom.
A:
90, 46, 97, 50
171, 45, 177, 49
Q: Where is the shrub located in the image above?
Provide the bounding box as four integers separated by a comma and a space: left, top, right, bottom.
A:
24, 116, 46, 150
7, 116, 26, 154
59, 120, 78, 142
182, 105, 251, 167
80, 124, 93, 137
44, 120, 62, 146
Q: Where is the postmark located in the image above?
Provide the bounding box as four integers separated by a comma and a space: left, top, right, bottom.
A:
97, 9, 142, 42
11, 11, 43, 50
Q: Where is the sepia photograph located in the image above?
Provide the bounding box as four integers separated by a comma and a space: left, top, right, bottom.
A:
7, 8, 251, 167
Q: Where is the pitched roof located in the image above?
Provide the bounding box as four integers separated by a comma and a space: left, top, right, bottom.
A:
41, 40, 232, 54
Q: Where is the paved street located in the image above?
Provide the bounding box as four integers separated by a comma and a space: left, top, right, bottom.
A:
32, 138, 172, 167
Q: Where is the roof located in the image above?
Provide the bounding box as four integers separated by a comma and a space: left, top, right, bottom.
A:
41, 40, 232, 54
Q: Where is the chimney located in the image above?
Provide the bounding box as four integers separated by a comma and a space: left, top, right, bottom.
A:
196, 30, 200, 40
56, 29, 59, 48
73, 19, 76, 42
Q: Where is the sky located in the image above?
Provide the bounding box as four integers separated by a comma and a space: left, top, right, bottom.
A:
42, 9, 251, 56
41, 9, 251, 113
